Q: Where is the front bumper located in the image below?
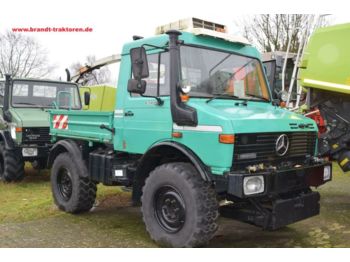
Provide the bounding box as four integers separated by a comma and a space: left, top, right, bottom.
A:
216, 162, 331, 230
220, 190, 320, 230
223, 162, 332, 198
18, 145, 50, 160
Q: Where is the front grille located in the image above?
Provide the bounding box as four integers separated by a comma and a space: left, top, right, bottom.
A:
232, 132, 317, 170
22, 127, 51, 145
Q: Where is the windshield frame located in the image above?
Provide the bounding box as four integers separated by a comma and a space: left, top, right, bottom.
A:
179, 43, 272, 103
10, 79, 82, 109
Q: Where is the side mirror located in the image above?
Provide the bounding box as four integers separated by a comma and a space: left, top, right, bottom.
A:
130, 47, 149, 79
84, 91, 90, 106
128, 79, 146, 95
179, 80, 192, 94
278, 90, 288, 102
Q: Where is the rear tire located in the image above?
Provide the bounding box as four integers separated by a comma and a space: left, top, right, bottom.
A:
51, 152, 97, 213
141, 162, 219, 247
0, 143, 25, 182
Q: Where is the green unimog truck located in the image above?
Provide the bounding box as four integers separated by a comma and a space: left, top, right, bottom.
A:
46, 18, 332, 247
0, 76, 81, 182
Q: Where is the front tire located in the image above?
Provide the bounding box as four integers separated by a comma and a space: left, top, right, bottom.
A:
0, 143, 25, 182
141, 162, 219, 247
51, 152, 97, 213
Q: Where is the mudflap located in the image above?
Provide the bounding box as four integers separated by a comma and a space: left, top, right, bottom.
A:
220, 191, 320, 230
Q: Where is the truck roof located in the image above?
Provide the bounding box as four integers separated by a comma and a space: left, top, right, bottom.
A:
262, 51, 297, 62
122, 31, 261, 60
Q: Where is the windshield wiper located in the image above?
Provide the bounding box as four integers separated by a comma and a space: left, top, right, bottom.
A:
206, 93, 240, 103
246, 93, 270, 102
14, 102, 49, 110
15, 102, 37, 106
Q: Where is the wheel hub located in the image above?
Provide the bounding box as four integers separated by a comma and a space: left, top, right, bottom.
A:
57, 168, 73, 201
154, 186, 186, 233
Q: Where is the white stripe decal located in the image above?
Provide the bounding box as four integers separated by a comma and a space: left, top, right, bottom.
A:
58, 115, 68, 129
173, 124, 223, 132
114, 109, 124, 118
304, 79, 350, 91
53, 115, 69, 130
53, 115, 59, 124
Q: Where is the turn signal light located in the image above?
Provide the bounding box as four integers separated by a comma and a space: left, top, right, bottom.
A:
15, 127, 23, 132
219, 134, 235, 144
172, 132, 183, 138
180, 94, 189, 102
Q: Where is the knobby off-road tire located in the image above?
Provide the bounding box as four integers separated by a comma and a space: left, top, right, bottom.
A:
51, 152, 97, 213
0, 142, 25, 182
141, 162, 219, 247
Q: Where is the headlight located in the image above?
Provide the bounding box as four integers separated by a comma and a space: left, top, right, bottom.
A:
323, 165, 331, 181
10, 126, 16, 139
243, 175, 264, 195
22, 148, 38, 157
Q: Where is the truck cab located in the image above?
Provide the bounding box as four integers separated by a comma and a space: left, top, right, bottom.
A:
0, 76, 81, 182
47, 18, 332, 247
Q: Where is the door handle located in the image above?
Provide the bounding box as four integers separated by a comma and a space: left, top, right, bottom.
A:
124, 111, 134, 117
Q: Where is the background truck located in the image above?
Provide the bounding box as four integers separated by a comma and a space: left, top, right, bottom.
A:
262, 51, 298, 103
299, 23, 350, 171
46, 18, 332, 247
0, 76, 81, 182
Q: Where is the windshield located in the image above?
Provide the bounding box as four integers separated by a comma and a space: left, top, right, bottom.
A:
180, 46, 270, 101
10, 80, 81, 109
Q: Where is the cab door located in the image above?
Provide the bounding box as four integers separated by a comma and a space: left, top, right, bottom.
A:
121, 51, 172, 154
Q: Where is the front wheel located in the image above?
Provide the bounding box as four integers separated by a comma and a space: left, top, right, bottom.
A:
0, 143, 25, 182
141, 162, 219, 247
51, 152, 97, 213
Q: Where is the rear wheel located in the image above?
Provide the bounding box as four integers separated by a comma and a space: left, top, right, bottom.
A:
51, 152, 97, 213
0, 143, 25, 182
141, 162, 219, 247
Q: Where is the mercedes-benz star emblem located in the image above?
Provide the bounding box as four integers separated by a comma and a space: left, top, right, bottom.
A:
275, 134, 289, 156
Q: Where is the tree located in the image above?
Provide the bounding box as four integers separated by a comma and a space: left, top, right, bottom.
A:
70, 55, 111, 85
239, 14, 329, 53
0, 31, 55, 78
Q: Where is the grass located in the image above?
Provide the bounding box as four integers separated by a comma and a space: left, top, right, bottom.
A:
0, 167, 123, 224
1, 162, 350, 247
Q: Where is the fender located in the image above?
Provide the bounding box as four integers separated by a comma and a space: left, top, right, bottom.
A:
0, 130, 16, 150
131, 141, 212, 205
139, 141, 211, 181
47, 139, 87, 176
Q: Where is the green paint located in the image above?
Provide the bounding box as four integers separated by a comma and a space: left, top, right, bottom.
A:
300, 23, 350, 94
80, 85, 117, 111
49, 31, 318, 175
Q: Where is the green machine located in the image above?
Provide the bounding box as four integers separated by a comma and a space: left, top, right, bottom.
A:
46, 18, 332, 247
80, 85, 116, 111
299, 23, 350, 171
0, 77, 81, 182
